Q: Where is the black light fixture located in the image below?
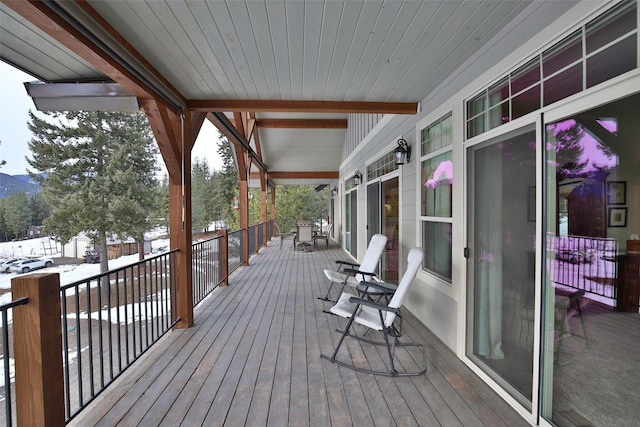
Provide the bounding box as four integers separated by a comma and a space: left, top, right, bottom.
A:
353, 170, 363, 186
331, 186, 338, 196
394, 138, 411, 165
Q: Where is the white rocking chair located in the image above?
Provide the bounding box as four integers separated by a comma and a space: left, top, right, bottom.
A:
319, 233, 387, 302
321, 248, 426, 377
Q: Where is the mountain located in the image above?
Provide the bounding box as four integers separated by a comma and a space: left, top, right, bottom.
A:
0, 173, 41, 198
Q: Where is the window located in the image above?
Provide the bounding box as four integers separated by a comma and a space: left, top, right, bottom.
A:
466, 0, 637, 138
420, 113, 453, 282
366, 152, 398, 180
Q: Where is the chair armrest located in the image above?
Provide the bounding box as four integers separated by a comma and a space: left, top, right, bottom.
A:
347, 296, 401, 314
343, 268, 377, 278
357, 280, 397, 295
335, 260, 359, 268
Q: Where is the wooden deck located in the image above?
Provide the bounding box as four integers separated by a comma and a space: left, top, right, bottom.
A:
69, 239, 528, 427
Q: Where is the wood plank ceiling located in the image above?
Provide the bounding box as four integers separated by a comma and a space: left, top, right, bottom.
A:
0, 0, 540, 185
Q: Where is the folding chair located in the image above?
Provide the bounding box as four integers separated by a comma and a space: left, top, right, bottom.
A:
318, 233, 387, 302
274, 221, 295, 249
321, 248, 426, 377
313, 222, 333, 248
294, 223, 314, 251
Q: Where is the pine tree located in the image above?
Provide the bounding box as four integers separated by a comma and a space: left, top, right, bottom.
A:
215, 137, 239, 230
0, 201, 7, 241
28, 192, 50, 226
151, 173, 170, 234
3, 191, 31, 239
191, 157, 211, 234
27, 110, 158, 270
274, 185, 325, 232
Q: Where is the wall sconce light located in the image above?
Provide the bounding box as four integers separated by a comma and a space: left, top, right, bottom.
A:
394, 138, 411, 165
331, 186, 338, 197
353, 170, 363, 186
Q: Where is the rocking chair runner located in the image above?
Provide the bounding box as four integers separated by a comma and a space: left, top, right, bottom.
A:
321, 248, 426, 377
319, 233, 387, 301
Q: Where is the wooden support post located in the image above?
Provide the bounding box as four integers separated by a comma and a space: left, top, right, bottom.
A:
219, 229, 229, 286
170, 171, 194, 329
239, 178, 250, 266
260, 175, 267, 247
12, 273, 65, 427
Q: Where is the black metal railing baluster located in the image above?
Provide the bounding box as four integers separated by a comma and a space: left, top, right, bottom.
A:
1, 297, 28, 427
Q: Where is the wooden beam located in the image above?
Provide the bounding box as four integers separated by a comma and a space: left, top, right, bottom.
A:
256, 119, 347, 129
206, 112, 266, 173
141, 99, 181, 178
188, 100, 418, 115
233, 112, 247, 140
249, 113, 263, 161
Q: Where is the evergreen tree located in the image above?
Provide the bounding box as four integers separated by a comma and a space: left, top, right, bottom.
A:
27, 110, 158, 270
3, 191, 31, 239
28, 192, 50, 226
152, 173, 170, 234
191, 157, 211, 234
215, 137, 239, 230
274, 185, 326, 232
0, 201, 6, 241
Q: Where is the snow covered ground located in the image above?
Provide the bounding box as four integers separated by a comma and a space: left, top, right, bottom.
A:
0, 235, 170, 305
0, 234, 171, 393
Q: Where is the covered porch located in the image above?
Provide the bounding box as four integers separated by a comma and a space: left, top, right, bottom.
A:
68, 239, 526, 427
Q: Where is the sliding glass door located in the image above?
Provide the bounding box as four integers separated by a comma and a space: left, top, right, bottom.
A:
540, 93, 640, 426
466, 125, 537, 408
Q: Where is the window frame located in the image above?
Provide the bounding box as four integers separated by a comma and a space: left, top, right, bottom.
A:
419, 112, 454, 284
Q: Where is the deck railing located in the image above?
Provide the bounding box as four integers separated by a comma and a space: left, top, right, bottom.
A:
59, 250, 178, 422
0, 297, 28, 427
248, 224, 257, 255
192, 235, 223, 307
549, 234, 618, 300
228, 229, 244, 273
3, 220, 274, 426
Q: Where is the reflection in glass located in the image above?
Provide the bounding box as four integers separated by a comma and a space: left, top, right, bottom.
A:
541, 94, 640, 426
422, 153, 452, 217
423, 221, 452, 281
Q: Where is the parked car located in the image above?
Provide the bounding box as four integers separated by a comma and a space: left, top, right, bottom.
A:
0, 258, 25, 273
556, 249, 594, 264
9, 258, 54, 273
84, 250, 100, 264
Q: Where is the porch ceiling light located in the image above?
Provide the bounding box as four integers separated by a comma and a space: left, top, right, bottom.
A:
353, 170, 363, 186
394, 138, 411, 165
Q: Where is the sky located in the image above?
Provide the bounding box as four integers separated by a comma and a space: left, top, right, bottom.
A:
0, 61, 223, 177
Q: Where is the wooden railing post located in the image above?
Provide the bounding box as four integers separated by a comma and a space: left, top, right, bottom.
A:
11, 273, 64, 427
220, 229, 229, 286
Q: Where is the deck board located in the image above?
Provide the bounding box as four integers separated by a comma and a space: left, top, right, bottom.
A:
69, 239, 529, 427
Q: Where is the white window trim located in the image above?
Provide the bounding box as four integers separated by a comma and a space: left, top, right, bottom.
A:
416, 107, 456, 296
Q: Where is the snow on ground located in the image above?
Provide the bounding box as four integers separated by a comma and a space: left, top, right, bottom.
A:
0, 235, 170, 304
